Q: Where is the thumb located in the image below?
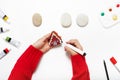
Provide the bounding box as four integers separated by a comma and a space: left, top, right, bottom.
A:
64, 46, 77, 55
41, 33, 51, 42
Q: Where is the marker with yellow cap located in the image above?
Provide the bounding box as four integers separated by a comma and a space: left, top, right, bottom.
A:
0, 9, 10, 24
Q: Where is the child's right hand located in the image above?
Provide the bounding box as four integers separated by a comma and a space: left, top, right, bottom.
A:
64, 39, 83, 56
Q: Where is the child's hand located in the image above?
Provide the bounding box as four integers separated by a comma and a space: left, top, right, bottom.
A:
64, 39, 83, 56
32, 33, 51, 53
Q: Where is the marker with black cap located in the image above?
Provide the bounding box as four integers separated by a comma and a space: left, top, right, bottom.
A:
63, 43, 86, 56
103, 60, 110, 80
0, 27, 9, 33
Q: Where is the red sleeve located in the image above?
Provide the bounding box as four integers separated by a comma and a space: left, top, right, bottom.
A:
71, 54, 90, 80
8, 45, 43, 80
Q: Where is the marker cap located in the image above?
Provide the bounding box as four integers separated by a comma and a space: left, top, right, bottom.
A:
5, 36, 11, 42
0, 27, 9, 33
2, 15, 10, 24
110, 57, 117, 65
3, 48, 10, 54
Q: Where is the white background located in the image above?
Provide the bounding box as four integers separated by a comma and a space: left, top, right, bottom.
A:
0, 0, 120, 80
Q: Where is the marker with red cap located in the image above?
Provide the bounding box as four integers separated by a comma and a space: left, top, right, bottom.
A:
110, 57, 120, 73
0, 48, 10, 59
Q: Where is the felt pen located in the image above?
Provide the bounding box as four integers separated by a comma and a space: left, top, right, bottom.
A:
0, 9, 10, 24
103, 60, 110, 80
110, 57, 120, 74
63, 43, 86, 56
0, 27, 9, 33
0, 48, 10, 59
5, 37, 21, 48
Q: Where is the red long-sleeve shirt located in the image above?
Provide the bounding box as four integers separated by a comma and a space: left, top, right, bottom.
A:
8, 45, 90, 80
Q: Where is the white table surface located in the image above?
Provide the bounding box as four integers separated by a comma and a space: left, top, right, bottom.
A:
0, 0, 120, 80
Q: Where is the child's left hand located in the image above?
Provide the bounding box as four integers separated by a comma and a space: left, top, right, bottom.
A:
32, 33, 52, 53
